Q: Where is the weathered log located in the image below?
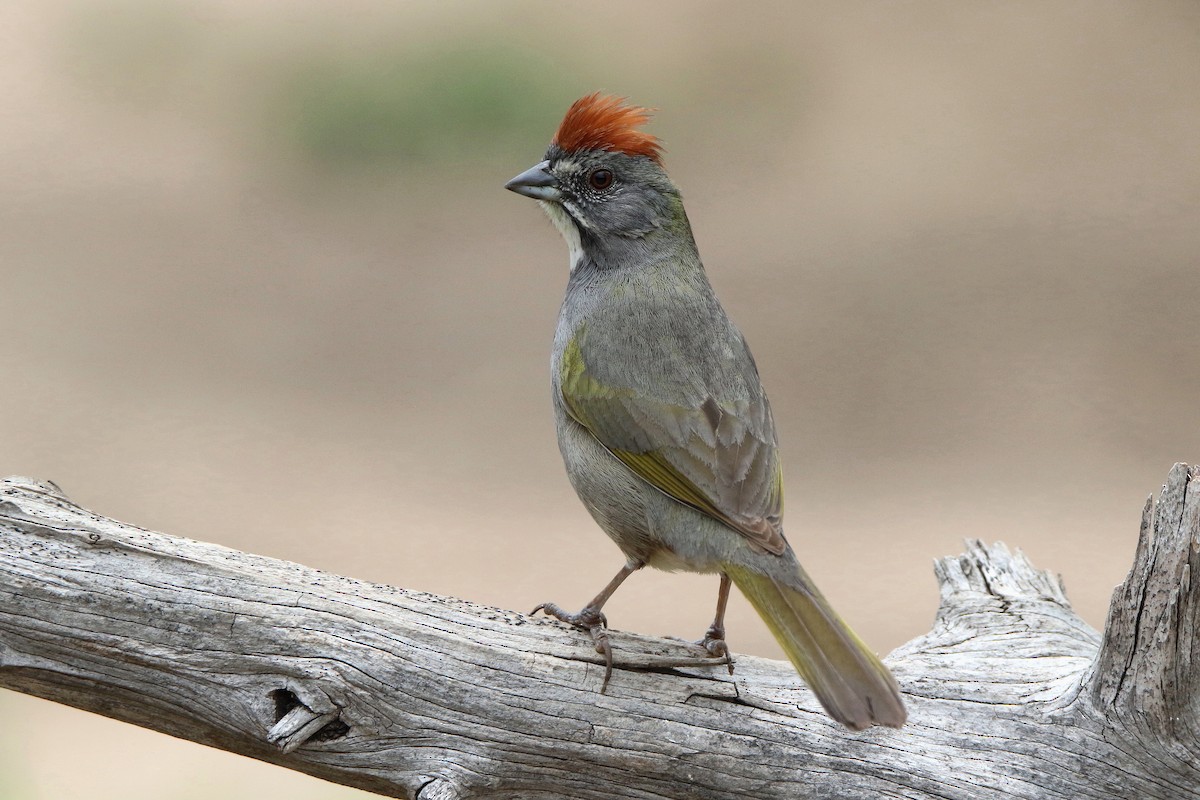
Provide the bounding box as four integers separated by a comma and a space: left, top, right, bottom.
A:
1, 465, 1197, 799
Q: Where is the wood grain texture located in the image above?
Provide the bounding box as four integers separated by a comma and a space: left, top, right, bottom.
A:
2, 466, 1198, 799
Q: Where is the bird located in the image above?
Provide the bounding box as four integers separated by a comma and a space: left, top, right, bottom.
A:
504, 92, 906, 730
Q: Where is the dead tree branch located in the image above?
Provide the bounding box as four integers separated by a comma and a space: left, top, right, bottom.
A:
1, 465, 1198, 799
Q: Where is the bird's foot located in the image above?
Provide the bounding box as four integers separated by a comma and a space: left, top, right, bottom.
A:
530, 601, 608, 631
698, 624, 735, 675
531, 602, 615, 692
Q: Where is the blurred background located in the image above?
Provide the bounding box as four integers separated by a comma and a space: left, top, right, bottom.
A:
2, 1, 1198, 797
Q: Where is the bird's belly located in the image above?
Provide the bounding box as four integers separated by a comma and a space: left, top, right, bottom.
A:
556, 408, 657, 562
555, 403, 742, 573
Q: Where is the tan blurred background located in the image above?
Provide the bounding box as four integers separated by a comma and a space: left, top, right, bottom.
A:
2, 1, 1198, 797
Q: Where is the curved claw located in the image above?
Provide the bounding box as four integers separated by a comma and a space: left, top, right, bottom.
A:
594, 633, 614, 693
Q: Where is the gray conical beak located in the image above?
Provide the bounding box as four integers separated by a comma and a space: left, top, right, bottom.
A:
505, 161, 562, 202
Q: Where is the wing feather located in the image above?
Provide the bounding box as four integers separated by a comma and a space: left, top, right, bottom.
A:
560, 334, 785, 554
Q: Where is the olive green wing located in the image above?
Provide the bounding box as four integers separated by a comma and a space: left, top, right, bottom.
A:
560, 336, 785, 555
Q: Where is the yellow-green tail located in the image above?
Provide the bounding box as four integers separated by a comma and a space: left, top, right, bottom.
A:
725, 564, 906, 730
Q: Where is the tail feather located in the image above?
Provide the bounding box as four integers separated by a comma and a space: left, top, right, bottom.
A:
725, 564, 906, 730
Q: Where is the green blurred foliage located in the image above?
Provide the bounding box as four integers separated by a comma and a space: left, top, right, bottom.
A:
62, 2, 579, 175
269, 43, 577, 171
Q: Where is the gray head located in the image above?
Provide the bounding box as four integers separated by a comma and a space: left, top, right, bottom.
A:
505, 93, 688, 270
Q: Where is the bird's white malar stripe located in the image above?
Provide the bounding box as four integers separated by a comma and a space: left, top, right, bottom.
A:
539, 200, 584, 272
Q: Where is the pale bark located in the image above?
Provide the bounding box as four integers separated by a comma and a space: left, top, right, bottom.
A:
1, 465, 1198, 799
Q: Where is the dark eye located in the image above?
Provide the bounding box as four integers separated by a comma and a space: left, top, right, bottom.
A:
588, 168, 614, 191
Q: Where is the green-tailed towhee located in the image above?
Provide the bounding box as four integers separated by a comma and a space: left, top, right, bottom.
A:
505, 93, 906, 730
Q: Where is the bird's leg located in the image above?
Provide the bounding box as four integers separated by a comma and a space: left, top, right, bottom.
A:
698, 572, 735, 674
532, 560, 642, 692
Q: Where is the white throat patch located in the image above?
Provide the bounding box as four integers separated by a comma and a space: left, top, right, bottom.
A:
539, 200, 584, 272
